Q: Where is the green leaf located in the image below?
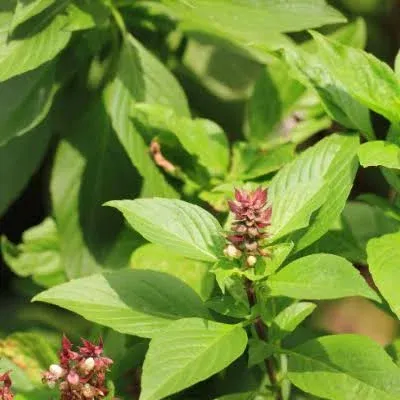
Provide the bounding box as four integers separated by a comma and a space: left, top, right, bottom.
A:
162, 0, 345, 61
140, 318, 248, 400
0, 122, 51, 217
1, 218, 66, 287
367, 232, 400, 319
133, 104, 229, 177
285, 46, 374, 140
205, 295, 250, 319
269, 134, 358, 241
0, 358, 34, 392
358, 141, 400, 169
0, 332, 57, 386
295, 134, 359, 251
248, 339, 276, 367
287, 334, 400, 400
130, 243, 215, 301
301, 18, 367, 52
213, 393, 255, 400
0, 64, 56, 146
64, 0, 110, 31
298, 200, 400, 264
270, 302, 316, 341
51, 100, 140, 279
229, 142, 295, 181
267, 253, 379, 301
34, 269, 210, 338
0, 8, 71, 82
107, 198, 224, 262
10, 0, 55, 30
309, 31, 400, 124
104, 33, 188, 197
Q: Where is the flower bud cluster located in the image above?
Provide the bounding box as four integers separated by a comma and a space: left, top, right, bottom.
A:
42, 335, 113, 399
225, 188, 272, 267
0, 372, 13, 400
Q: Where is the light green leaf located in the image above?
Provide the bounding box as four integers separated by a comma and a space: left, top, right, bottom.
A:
0, 64, 56, 146
267, 253, 379, 301
0, 9, 71, 82
310, 31, 400, 124
10, 0, 55, 30
301, 18, 367, 52
51, 100, 139, 279
104, 33, 188, 197
295, 134, 359, 251
270, 302, 316, 341
1, 218, 66, 287
0, 358, 34, 392
133, 103, 229, 176
0, 332, 57, 386
0, 122, 51, 217
107, 198, 224, 262
358, 141, 400, 169
130, 243, 214, 301
288, 334, 400, 400
64, 0, 110, 31
140, 318, 248, 400
395, 50, 400, 78
34, 269, 210, 338
367, 232, 400, 318
248, 339, 276, 368
162, 0, 345, 61
285, 46, 374, 140
269, 134, 358, 241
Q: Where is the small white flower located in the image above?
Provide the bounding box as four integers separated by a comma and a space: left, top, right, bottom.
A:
49, 364, 64, 379
224, 244, 242, 259
83, 357, 95, 372
247, 255, 257, 267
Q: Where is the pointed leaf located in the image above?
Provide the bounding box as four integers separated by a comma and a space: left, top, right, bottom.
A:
0, 10, 71, 82
0, 63, 56, 146
267, 253, 379, 301
310, 31, 400, 124
367, 232, 400, 318
140, 318, 248, 400
104, 34, 188, 197
107, 198, 224, 262
51, 100, 139, 278
34, 269, 210, 338
288, 334, 400, 400
269, 134, 358, 241
359, 141, 400, 169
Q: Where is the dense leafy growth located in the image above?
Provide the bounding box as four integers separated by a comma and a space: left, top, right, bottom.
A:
1, 0, 400, 399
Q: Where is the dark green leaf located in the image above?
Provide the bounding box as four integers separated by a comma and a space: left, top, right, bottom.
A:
0, 122, 51, 217
51, 100, 138, 278
0, 64, 56, 146
104, 33, 189, 197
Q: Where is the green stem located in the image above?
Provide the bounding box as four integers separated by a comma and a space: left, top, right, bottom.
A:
244, 279, 282, 400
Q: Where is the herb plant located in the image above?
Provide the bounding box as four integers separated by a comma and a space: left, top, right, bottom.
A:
1, 0, 400, 399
